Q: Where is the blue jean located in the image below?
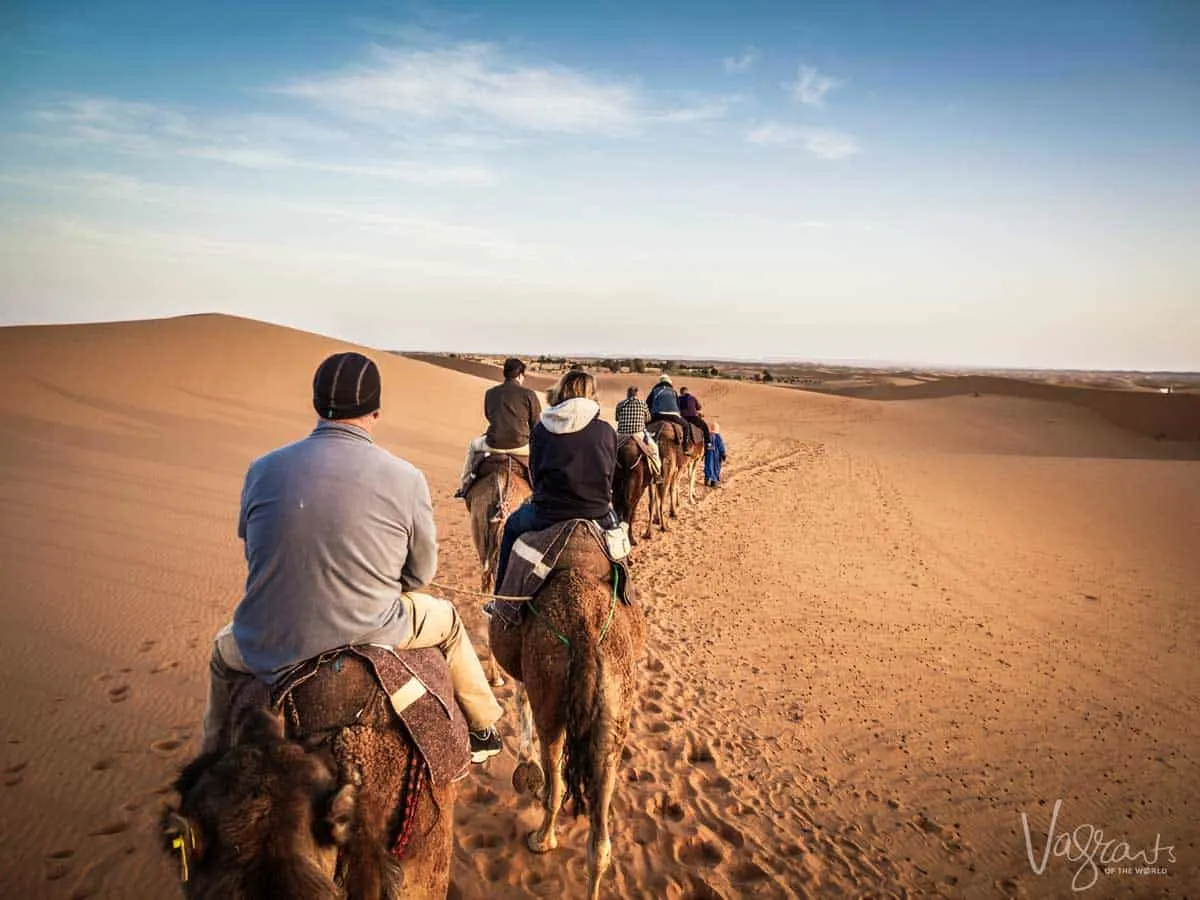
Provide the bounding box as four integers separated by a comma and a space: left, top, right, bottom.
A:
494, 501, 618, 593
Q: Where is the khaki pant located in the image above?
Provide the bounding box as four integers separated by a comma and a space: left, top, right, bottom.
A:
459, 436, 529, 492
202, 593, 503, 753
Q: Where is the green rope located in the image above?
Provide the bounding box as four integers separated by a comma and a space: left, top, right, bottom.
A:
526, 565, 622, 649
597, 568, 619, 645
527, 600, 571, 648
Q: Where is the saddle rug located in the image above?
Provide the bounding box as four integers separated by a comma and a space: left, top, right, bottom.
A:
618, 433, 662, 476
227, 645, 470, 786
473, 451, 531, 483
490, 519, 638, 626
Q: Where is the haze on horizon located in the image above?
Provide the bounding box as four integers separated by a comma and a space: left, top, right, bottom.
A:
1, 1, 1197, 371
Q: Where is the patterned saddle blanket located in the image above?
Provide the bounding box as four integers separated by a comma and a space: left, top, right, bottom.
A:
489, 519, 638, 626
226, 645, 470, 786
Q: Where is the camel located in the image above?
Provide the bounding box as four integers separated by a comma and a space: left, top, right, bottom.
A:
488, 528, 646, 900
464, 452, 532, 685
161, 657, 456, 900
612, 436, 656, 545
646, 420, 704, 529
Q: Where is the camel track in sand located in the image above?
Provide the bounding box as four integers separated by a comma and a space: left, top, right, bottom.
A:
444, 436, 930, 899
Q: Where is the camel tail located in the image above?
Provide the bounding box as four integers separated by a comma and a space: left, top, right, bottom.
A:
562, 572, 612, 817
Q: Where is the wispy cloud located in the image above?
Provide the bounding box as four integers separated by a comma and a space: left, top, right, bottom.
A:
24, 96, 496, 186
0, 169, 530, 256
183, 146, 495, 185
654, 96, 739, 124
786, 64, 843, 107
277, 42, 728, 135
746, 123, 860, 160
0, 170, 537, 266
723, 48, 759, 74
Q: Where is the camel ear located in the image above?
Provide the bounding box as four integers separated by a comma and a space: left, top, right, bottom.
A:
161, 808, 205, 880
320, 782, 357, 846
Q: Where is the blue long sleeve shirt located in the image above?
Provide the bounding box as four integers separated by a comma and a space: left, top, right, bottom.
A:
232, 421, 437, 682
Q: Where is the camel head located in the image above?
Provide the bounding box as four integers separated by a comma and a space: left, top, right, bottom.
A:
161, 708, 357, 899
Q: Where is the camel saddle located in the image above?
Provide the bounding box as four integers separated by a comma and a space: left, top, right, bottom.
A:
650, 418, 703, 450
617, 434, 661, 476
490, 519, 638, 626
472, 451, 531, 485
225, 645, 470, 786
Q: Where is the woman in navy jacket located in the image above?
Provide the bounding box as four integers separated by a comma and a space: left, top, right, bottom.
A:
493, 369, 618, 592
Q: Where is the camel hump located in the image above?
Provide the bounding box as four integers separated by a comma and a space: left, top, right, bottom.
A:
555, 527, 619, 580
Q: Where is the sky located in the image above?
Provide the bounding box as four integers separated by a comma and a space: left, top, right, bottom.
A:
1, 0, 1197, 369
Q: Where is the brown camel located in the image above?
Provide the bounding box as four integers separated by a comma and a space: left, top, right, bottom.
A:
678, 425, 705, 506
612, 436, 656, 545
464, 452, 532, 685
488, 529, 646, 900
646, 420, 703, 528
161, 657, 455, 900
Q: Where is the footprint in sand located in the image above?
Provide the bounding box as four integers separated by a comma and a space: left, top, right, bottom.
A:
4, 761, 27, 787
150, 738, 184, 756
45, 849, 75, 882
107, 685, 131, 703
91, 758, 116, 772
151, 660, 180, 675
463, 831, 504, 852
87, 820, 128, 837
137, 640, 158, 653
730, 860, 771, 885
714, 820, 747, 848
485, 856, 511, 881
705, 775, 734, 794
677, 835, 726, 868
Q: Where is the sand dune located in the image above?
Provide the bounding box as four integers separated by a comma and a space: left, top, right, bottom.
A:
796, 373, 1200, 443
0, 314, 1196, 898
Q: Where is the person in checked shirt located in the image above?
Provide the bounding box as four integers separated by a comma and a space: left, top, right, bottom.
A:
614, 386, 662, 481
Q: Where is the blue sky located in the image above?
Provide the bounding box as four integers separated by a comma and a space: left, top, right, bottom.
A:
1, 1, 1197, 368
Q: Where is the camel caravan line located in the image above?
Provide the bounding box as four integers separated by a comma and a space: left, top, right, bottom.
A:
160, 366, 714, 900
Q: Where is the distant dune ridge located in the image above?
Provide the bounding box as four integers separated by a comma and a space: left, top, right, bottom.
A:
0, 313, 1197, 899
797, 374, 1200, 442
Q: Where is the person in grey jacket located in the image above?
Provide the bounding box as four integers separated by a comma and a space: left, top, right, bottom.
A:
202, 352, 504, 762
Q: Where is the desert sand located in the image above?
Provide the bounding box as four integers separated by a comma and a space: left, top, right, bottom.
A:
0, 313, 1196, 898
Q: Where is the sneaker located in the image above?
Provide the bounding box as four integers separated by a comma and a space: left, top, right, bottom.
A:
453, 487, 468, 499
469, 726, 503, 763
